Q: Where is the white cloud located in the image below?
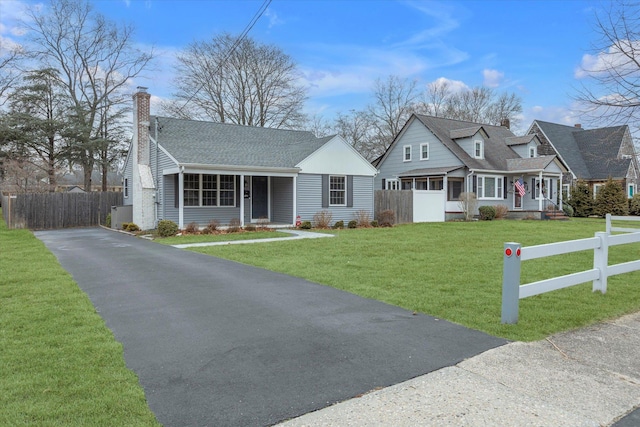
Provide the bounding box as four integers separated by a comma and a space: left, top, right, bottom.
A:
429, 76, 469, 93
575, 40, 640, 79
483, 68, 504, 88
264, 8, 284, 29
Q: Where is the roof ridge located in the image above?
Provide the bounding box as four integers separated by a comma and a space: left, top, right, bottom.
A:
151, 115, 316, 136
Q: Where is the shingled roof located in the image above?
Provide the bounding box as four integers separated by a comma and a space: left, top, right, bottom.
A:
151, 116, 332, 169
532, 121, 630, 180
413, 115, 524, 171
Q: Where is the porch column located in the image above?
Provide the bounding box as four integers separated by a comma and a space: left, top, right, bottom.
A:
178, 170, 184, 229
239, 174, 245, 227
292, 175, 297, 225
538, 170, 543, 211
559, 172, 563, 210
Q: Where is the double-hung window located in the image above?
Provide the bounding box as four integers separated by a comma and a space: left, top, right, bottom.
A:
477, 175, 503, 200
184, 173, 235, 207
420, 143, 429, 160
403, 145, 412, 162
474, 140, 484, 159
329, 175, 346, 206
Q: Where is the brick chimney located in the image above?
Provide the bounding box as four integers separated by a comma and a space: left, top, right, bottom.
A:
134, 87, 151, 166
500, 118, 510, 129
574, 124, 582, 129
131, 87, 156, 231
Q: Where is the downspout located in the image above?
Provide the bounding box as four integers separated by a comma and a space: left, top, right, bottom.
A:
559, 172, 563, 210
466, 171, 474, 193
179, 165, 184, 229
239, 174, 245, 227
538, 170, 543, 212
155, 117, 159, 227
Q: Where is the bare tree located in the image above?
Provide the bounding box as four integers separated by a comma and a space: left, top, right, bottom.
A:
420, 79, 451, 117
367, 75, 419, 156
167, 33, 307, 129
24, 0, 154, 191
333, 110, 378, 160
0, 47, 23, 106
575, 0, 640, 126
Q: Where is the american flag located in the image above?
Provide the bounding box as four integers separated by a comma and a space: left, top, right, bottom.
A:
515, 178, 526, 197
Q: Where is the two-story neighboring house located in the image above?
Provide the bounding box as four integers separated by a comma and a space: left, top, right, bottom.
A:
375, 114, 569, 221
527, 121, 639, 200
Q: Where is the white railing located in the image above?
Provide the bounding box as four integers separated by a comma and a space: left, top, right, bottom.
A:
501, 214, 640, 324
606, 213, 640, 234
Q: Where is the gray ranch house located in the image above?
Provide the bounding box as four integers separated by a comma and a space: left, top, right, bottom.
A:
124, 88, 377, 230
527, 120, 639, 200
375, 114, 569, 221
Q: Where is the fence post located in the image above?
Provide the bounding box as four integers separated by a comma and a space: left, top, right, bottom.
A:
501, 242, 522, 324
593, 231, 609, 293
606, 214, 612, 234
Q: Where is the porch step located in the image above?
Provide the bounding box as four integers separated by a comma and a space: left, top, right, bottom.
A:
544, 210, 570, 220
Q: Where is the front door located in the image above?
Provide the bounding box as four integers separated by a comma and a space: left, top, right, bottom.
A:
251, 176, 269, 220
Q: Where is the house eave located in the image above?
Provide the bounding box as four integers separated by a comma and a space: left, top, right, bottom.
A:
178, 163, 301, 175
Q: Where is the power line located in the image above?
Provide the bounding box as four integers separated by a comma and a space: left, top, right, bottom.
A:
175, 0, 273, 117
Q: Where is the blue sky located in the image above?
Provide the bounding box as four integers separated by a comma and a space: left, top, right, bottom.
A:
1, 0, 610, 133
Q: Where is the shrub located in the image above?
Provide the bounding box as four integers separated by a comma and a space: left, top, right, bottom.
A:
630, 194, 640, 216
313, 210, 333, 229
562, 203, 574, 217
105, 213, 112, 228
228, 218, 241, 233
203, 219, 219, 234
347, 220, 358, 229
333, 220, 344, 229
493, 205, 509, 219
478, 206, 496, 220
354, 210, 371, 227
300, 220, 312, 229
594, 178, 629, 217
125, 222, 140, 232
570, 180, 593, 217
184, 222, 199, 234
370, 220, 379, 227
458, 192, 478, 221
157, 219, 179, 237
377, 209, 395, 227
256, 217, 270, 230
244, 223, 256, 232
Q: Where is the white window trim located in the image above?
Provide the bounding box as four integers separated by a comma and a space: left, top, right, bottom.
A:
628, 183, 636, 198
124, 178, 129, 198
593, 183, 604, 199
477, 175, 504, 200
420, 143, 429, 160
385, 179, 399, 190
534, 178, 552, 200
563, 183, 571, 200
474, 140, 484, 159
403, 145, 412, 162
329, 175, 347, 206
529, 146, 537, 158
184, 173, 236, 207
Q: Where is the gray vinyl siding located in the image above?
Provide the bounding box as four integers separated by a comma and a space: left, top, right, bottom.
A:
271, 176, 293, 224
162, 174, 178, 223
297, 173, 374, 224
183, 207, 240, 226
122, 152, 133, 206
376, 120, 463, 189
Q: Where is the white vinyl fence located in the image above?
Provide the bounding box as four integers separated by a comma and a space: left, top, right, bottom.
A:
501, 214, 640, 324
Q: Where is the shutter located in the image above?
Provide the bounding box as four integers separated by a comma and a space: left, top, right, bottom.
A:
382, 178, 386, 190
472, 175, 477, 194
532, 178, 536, 199
503, 177, 508, 199
347, 175, 354, 207
322, 175, 329, 208
174, 174, 179, 208
235, 176, 241, 208
549, 179, 553, 200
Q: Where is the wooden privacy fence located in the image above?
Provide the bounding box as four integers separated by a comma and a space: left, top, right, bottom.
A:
1, 192, 123, 230
374, 190, 413, 224
501, 214, 640, 324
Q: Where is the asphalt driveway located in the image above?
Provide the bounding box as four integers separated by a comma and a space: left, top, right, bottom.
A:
35, 227, 506, 426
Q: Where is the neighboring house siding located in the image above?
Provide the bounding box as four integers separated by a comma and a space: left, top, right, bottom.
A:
271, 176, 293, 224
297, 174, 374, 223
375, 120, 463, 189
529, 123, 557, 157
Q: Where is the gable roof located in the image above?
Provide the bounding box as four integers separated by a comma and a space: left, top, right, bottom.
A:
151, 116, 332, 169
412, 115, 522, 171
505, 135, 537, 146
531, 120, 630, 180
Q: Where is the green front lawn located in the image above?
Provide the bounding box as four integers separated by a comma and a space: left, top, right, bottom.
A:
0, 213, 159, 426
185, 218, 640, 341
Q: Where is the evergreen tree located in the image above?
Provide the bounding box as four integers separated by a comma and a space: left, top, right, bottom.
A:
594, 178, 629, 217
569, 180, 593, 217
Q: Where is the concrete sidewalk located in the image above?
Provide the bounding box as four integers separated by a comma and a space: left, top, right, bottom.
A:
171, 229, 333, 248
278, 312, 640, 427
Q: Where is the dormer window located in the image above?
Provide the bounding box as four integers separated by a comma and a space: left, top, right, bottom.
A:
474, 140, 484, 159
529, 147, 537, 158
